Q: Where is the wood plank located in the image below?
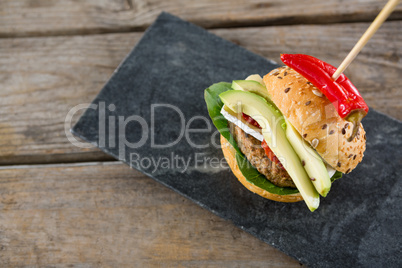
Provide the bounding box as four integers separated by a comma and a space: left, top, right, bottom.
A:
0, 162, 302, 267
0, 33, 141, 164
1, 21, 400, 165
214, 22, 402, 119
1, 0, 402, 37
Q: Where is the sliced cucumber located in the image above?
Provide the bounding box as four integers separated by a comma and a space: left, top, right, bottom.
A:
285, 119, 331, 197
219, 90, 320, 211
245, 74, 264, 84
231, 80, 272, 100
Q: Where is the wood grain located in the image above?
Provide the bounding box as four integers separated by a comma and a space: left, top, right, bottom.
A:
0, 162, 302, 267
1, 0, 402, 37
214, 22, 402, 119
2, 1, 401, 266
1, 21, 401, 165
0, 33, 141, 164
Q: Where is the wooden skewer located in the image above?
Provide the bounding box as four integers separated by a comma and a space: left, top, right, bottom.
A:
332, 0, 400, 80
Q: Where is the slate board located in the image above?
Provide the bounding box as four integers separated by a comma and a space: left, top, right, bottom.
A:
72, 12, 402, 267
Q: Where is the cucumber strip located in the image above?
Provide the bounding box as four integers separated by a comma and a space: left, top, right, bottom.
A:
245, 74, 264, 84
285, 119, 331, 197
219, 90, 320, 211
231, 80, 272, 100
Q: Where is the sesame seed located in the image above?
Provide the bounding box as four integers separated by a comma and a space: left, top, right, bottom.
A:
329, 130, 335, 135
346, 168, 351, 173
277, 76, 282, 79
310, 178, 316, 181
301, 160, 305, 166
342, 128, 346, 135
303, 133, 307, 138
322, 124, 327, 130
348, 154, 353, 158
337, 162, 341, 167
312, 138, 319, 148
312, 89, 323, 97
284, 87, 291, 93
284, 71, 288, 76
345, 123, 349, 129
307, 82, 313, 86
353, 155, 357, 160
305, 101, 311, 106
273, 72, 279, 76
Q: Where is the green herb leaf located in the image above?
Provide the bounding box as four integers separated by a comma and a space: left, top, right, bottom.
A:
204, 82, 242, 155
330, 171, 343, 182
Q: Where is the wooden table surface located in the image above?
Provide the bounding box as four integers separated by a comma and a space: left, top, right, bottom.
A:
1, 0, 401, 266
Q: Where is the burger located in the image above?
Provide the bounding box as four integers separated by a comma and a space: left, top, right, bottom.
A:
204, 55, 367, 211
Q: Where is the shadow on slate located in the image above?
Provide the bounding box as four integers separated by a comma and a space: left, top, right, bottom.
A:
72, 12, 402, 268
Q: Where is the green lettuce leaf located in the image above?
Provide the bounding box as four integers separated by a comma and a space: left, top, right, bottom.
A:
204, 82, 242, 155
331, 171, 343, 182
204, 82, 299, 195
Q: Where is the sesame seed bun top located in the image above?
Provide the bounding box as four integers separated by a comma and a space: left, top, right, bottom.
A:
263, 67, 366, 173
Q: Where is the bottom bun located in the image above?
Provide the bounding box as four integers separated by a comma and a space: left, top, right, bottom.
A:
220, 135, 303, 203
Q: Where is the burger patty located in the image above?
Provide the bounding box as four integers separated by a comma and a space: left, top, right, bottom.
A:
229, 122, 296, 188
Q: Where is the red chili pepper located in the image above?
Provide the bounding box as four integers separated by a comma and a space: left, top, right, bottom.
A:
242, 113, 261, 128
261, 140, 283, 168
280, 54, 368, 141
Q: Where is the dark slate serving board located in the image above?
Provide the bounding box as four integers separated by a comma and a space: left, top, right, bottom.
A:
72, 12, 402, 267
